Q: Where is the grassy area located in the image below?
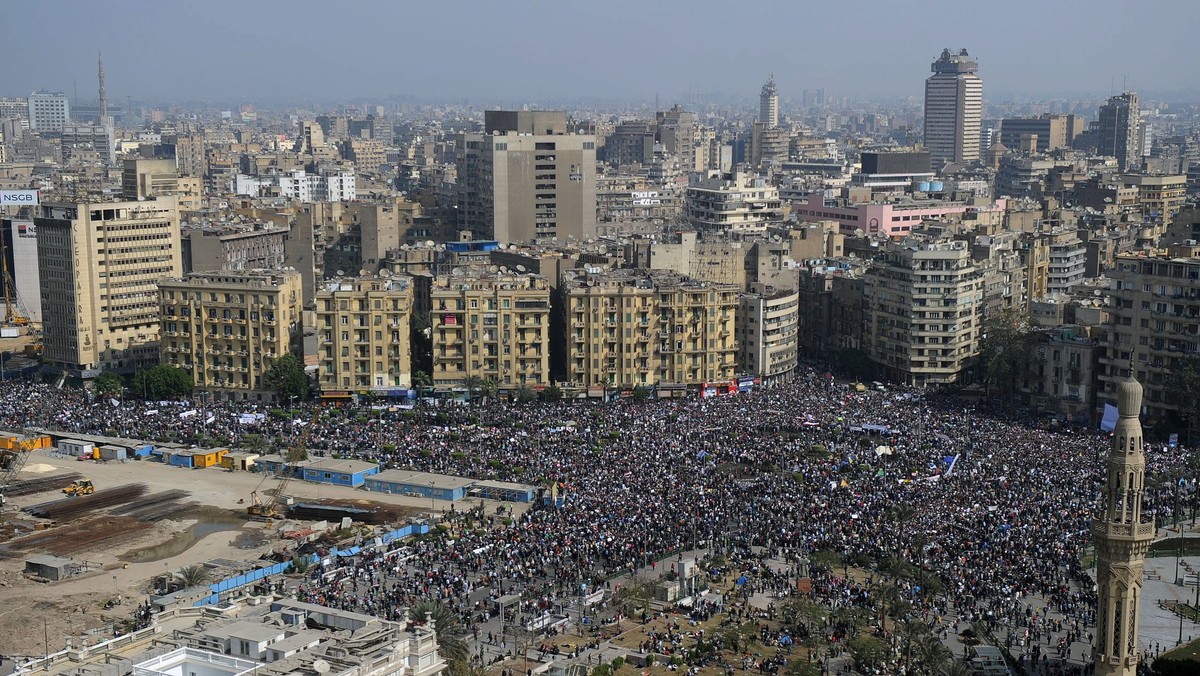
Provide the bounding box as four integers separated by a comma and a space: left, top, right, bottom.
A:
1148, 538, 1200, 558
1155, 636, 1200, 675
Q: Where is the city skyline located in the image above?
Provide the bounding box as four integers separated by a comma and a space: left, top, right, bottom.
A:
3, 0, 1198, 105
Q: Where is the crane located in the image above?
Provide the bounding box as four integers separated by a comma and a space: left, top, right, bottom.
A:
0, 242, 30, 327
0, 430, 44, 506
247, 445, 305, 520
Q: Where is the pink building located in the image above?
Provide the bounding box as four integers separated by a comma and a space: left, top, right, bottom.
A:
791, 193, 1007, 236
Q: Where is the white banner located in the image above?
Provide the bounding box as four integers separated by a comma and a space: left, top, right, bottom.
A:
0, 190, 39, 206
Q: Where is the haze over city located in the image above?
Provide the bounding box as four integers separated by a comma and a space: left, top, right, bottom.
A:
4, 0, 1200, 104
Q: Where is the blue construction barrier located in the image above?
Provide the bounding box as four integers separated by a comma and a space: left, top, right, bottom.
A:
194, 523, 430, 606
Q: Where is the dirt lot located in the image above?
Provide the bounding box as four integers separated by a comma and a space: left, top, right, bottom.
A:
0, 448, 513, 656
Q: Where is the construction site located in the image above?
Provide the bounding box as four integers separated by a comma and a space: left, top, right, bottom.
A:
0, 429, 510, 660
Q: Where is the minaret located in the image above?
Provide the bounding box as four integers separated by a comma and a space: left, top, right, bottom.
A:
1092, 370, 1154, 674
98, 50, 109, 126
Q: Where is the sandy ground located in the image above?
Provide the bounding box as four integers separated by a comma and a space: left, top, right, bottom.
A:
0, 447, 516, 656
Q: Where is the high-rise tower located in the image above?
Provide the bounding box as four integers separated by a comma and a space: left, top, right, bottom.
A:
1097, 92, 1142, 172
759, 75, 778, 129
1091, 369, 1153, 675
923, 49, 983, 169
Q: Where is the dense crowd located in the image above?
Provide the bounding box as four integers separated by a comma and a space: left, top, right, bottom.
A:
2, 371, 1198, 672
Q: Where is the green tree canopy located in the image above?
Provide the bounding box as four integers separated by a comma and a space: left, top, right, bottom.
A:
131, 365, 193, 399
1167, 356, 1200, 429
93, 371, 123, 397
264, 354, 309, 401
979, 308, 1033, 402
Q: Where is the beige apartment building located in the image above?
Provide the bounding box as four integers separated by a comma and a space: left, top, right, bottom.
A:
315, 276, 414, 395
558, 269, 739, 388
863, 240, 984, 385
430, 271, 551, 391
658, 275, 739, 386
1097, 246, 1200, 425
158, 269, 303, 401
121, 158, 202, 210
560, 270, 660, 388
684, 172, 784, 234
737, 290, 800, 386
36, 197, 182, 374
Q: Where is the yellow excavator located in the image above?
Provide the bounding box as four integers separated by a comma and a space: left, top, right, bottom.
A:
63, 479, 96, 497
246, 446, 304, 520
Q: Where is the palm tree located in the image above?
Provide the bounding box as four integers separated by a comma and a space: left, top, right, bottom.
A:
873, 581, 903, 631
462, 375, 484, 404
889, 504, 917, 555
897, 619, 928, 672
175, 564, 210, 588
915, 634, 952, 675
943, 659, 974, 676
481, 377, 498, 405
408, 600, 468, 667
514, 384, 537, 404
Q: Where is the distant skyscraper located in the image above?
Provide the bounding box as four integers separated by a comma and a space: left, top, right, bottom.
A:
923, 49, 983, 168
1091, 369, 1152, 675
759, 75, 779, 129
1097, 92, 1142, 171
27, 91, 70, 132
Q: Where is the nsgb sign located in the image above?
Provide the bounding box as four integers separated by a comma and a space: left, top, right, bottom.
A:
0, 190, 39, 206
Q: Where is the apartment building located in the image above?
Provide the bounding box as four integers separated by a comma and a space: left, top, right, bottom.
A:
1097, 246, 1200, 424
924, 49, 983, 168
122, 158, 202, 210
737, 290, 799, 386
315, 276, 414, 395
158, 269, 303, 401
27, 91, 69, 132
559, 269, 659, 388
685, 172, 784, 234
657, 275, 739, 386
863, 240, 984, 385
35, 198, 182, 375
430, 271, 551, 391
182, 224, 287, 274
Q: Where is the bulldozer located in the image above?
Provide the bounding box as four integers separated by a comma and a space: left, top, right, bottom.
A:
63, 479, 95, 497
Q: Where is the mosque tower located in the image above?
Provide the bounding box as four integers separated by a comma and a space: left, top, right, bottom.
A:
1092, 370, 1154, 674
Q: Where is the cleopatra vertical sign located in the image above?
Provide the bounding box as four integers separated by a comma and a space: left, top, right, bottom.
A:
0, 191, 39, 206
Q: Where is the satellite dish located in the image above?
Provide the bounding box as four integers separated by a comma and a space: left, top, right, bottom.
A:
335, 270, 345, 276
425, 240, 435, 247
380, 268, 392, 277
312, 660, 330, 675
500, 266, 509, 273
489, 265, 499, 272
359, 269, 368, 276
516, 264, 527, 272
451, 267, 462, 275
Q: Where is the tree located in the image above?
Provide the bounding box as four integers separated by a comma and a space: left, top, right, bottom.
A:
413, 370, 432, 391
915, 634, 952, 675
832, 348, 874, 381
888, 504, 917, 556
481, 377, 497, 403
514, 384, 537, 404
632, 385, 651, 401
1167, 356, 1200, 430
847, 634, 888, 672
540, 383, 563, 402
175, 564, 210, 588
93, 371, 123, 398
131, 365, 193, 399
462, 375, 484, 404
979, 309, 1033, 403
410, 312, 433, 377
408, 600, 468, 670
264, 354, 309, 401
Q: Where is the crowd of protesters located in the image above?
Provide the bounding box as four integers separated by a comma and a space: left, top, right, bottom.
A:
1, 369, 1197, 673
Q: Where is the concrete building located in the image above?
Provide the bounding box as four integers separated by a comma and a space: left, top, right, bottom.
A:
456, 111, 597, 244
60, 122, 115, 164
604, 120, 655, 167
792, 192, 1007, 237
759, 76, 779, 129
0, 218, 43, 322
648, 231, 747, 288
558, 268, 660, 389
851, 151, 934, 193
182, 225, 288, 274
122, 158, 202, 210
737, 290, 799, 386
998, 114, 1085, 154
1121, 173, 1187, 222
1045, 229, 1087, 296
685, 172, 784, 234
656, 105, 699, 171
1027, 326, 1102, 421
863, 239, 984, 385
158, 269, 303, 401
315, 276, 414, 395
18, 596, 444, 676
430, 271, 551, 391
1091, 371, 1153, 675
1098, 92, 1142, 171
35, 198, 182, 375
923, 49, 983, 168
1097, 247, 1200, 425
27, 91, 69, 132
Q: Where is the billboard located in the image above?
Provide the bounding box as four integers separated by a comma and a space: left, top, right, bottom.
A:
0, 190, 39, 206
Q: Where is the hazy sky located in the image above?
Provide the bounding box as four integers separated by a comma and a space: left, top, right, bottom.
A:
4, 0, 1197, 105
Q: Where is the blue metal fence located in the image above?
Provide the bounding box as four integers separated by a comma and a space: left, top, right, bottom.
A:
194, 523, 430, 606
